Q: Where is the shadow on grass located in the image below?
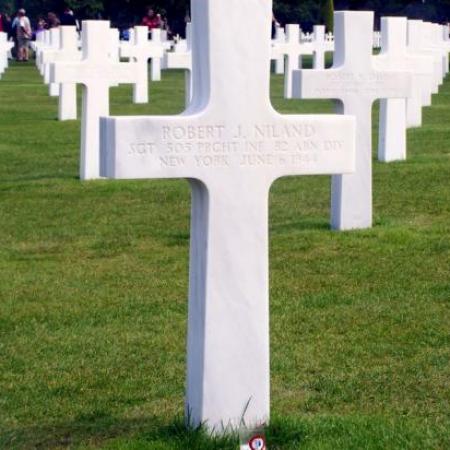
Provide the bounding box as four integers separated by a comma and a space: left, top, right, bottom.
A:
270, 218, 331, 234
1, 414, 306, 450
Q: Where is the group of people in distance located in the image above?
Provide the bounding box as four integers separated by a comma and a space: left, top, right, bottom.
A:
0, 6, 78, 61
0, 5, 175, 62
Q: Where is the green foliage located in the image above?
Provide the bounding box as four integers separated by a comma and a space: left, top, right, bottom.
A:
321, 0, 334, 31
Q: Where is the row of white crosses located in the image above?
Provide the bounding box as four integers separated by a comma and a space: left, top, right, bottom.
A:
294, 12, 450, 231
21, 2, 449, 434
271, 24, 334, 93
0, 32, 14, 79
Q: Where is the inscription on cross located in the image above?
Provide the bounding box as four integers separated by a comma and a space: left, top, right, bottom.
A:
294, 11, 412, 230
51, 21, 142, 180
100, 0, 355, 431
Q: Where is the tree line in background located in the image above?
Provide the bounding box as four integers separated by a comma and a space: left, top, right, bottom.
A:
0, 0, 450, 34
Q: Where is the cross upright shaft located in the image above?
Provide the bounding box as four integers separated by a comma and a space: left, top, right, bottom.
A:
101, 0, 355, 431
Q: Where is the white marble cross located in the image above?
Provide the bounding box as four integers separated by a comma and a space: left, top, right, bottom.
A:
272, 24, 286, 74
51, 21, 142, 180
0, 33, 13, 78
109, 28, 120, 63
272, 24, 312, 98
46, 28, 61, 97
100, 0, 355, 431
37, 30, 50, 75
164, 22, 193, 107
294, 11, 411, 230
377, 17, 434, 162
42, 26, 81, 121
149, 29, 165, 81
311, 25, 334, 69
422, 22, 447, 80
407, 20, 439, 105
121, 26, 152, 103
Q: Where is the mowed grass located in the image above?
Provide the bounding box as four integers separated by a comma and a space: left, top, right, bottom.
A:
0, 57, 449, 450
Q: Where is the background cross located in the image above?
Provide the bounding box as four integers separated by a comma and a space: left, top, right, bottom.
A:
51, 21, 142, 180
294, 11, 411, 231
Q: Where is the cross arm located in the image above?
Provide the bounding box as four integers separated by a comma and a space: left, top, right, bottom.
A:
165, 51, 191, 70
50, 60, 142, 85
292, 68, 344, 100
42, 49, 81, 64
100, 112, 355, 183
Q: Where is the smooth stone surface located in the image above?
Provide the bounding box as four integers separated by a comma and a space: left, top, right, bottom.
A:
294, 11, 411, 231
100, 0, 355, 432
51, 21, 142, 180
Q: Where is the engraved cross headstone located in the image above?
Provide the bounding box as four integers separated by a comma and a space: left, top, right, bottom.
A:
120, 26, 164, 103
100, 0, 355, 431
311, 25, 334, 70
46, 28, 61, 97
272, 24, 286, 75
409, 20, 444, 96
0, 32, 13, 78
50, 21, 142, 180
164, 22, 193, 107
377, 17, 434, 161
294, 11, 411, 230
42, 26, 81, 121
272, 24, 312, 99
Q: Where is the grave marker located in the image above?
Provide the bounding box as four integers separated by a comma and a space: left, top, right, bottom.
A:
51, 21, 142, 180
164, 22, 193, 107
311, 25, 334, 70
120, 26, 164, 103
0, 33, 13, 78
377, 17, 434, 161
272, 24, 285, 74
42, 26, 81, 121
100, 0, 355, 431
294, 11, 411, 230
47, 28, 61, 97
272, 24, 312, 99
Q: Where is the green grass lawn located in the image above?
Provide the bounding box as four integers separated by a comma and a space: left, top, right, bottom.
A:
0, 60, 449, 449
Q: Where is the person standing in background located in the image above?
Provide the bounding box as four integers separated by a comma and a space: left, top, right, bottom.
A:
46, 12, 60, 29
142, 6, 161, 31
60, 7, 77, 27
12, 9, 31, 61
